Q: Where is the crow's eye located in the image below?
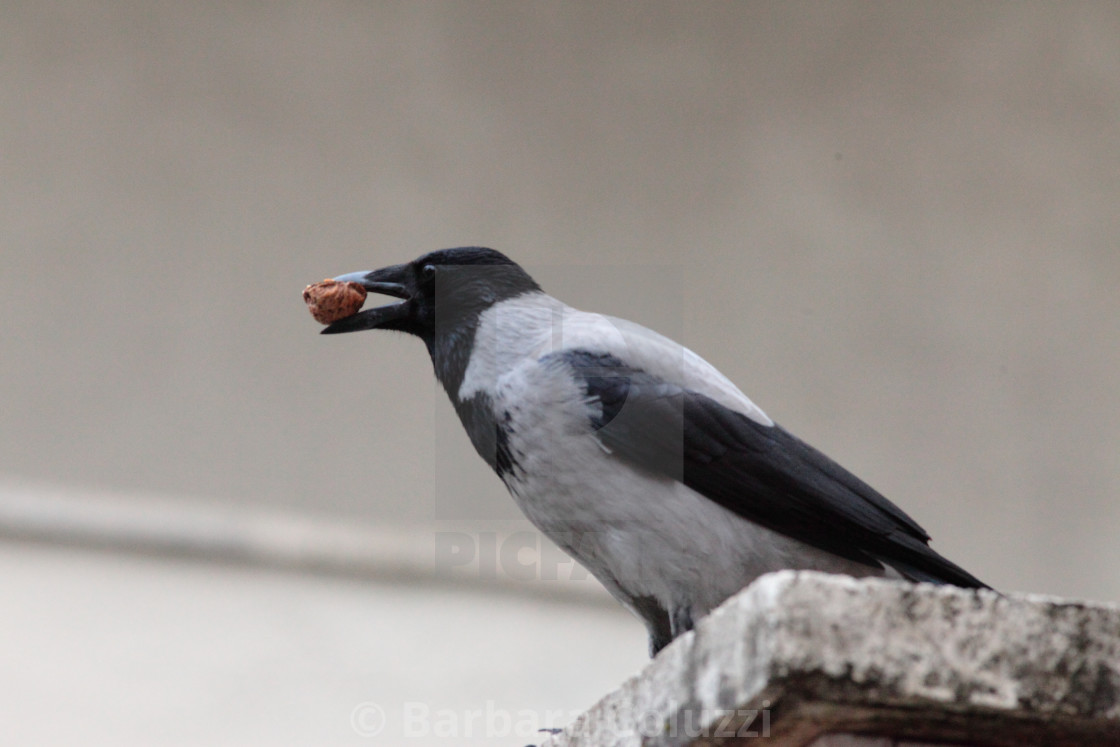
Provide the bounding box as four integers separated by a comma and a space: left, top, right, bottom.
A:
421, 264, 436, 279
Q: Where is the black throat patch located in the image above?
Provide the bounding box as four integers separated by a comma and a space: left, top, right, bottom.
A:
451, 392, 521, 482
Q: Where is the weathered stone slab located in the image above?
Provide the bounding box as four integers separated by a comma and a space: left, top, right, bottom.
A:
543, 571, 1120, 746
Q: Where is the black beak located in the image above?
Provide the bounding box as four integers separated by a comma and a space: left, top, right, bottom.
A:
320, 264, 414, 334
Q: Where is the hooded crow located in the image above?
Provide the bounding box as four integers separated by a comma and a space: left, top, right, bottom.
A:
320, 247, 988, 655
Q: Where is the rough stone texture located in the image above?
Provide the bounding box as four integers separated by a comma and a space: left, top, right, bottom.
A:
808, 737, 954, 747
542, 571, 1120, 747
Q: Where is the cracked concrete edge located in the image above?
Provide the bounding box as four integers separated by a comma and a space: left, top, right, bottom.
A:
543, 571, 1120, 747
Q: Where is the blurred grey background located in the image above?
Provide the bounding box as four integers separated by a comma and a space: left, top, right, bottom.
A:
2, 1, 1119, 742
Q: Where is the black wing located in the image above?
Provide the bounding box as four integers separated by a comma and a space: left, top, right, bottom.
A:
557, 350, 988, 588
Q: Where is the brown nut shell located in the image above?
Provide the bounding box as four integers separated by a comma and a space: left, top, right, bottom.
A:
303, 279, 367, 324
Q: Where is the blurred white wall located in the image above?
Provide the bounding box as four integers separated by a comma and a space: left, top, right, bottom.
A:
0, 536, 645, 746
2, 7, 1120, 734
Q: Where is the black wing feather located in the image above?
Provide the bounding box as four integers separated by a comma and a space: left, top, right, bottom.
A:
556, 350, 987, 589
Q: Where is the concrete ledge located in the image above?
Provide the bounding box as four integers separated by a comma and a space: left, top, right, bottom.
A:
0, 480, 612, 604
544, 571, 1120, 746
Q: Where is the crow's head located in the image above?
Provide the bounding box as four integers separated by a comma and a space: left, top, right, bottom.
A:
320, 247, 540, 345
